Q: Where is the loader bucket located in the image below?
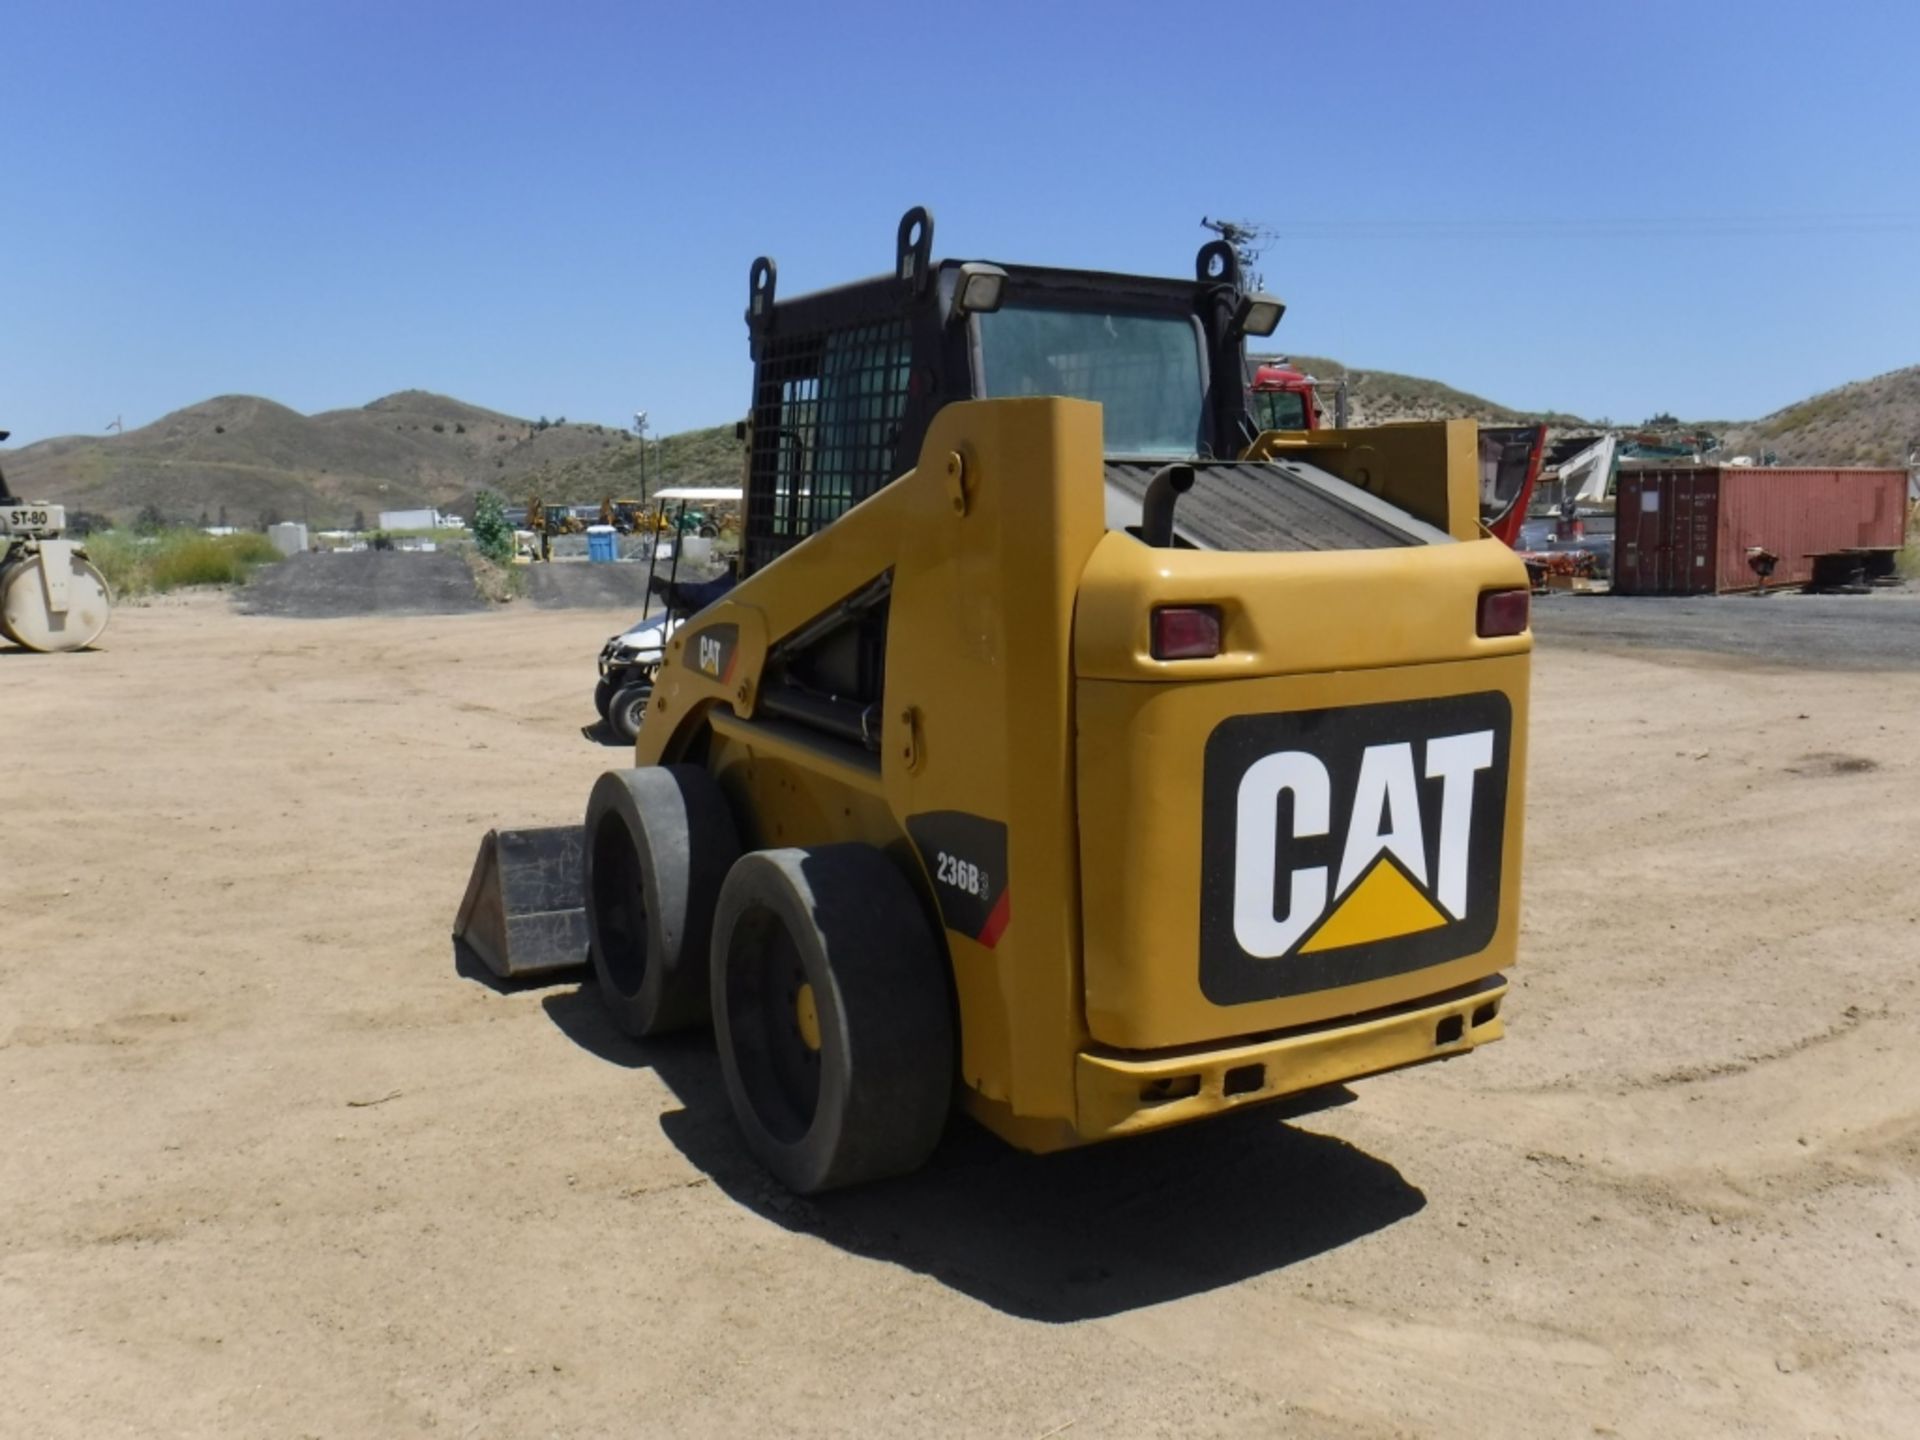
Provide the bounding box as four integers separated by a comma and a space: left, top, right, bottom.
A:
452, 826, 591, 981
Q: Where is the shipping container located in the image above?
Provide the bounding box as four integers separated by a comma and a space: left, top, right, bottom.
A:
1612, 467, 1907, 594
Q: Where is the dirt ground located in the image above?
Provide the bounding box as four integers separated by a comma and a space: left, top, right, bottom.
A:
3, 589, 1916, 1438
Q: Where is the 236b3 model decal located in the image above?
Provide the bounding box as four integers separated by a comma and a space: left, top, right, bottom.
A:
906, 811, 1010, 949
1199, 692, 1512, 1004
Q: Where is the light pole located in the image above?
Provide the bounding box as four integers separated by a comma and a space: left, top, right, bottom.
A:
634, 410, 649, 497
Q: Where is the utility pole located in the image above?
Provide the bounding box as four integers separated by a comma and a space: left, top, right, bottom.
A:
634, 410, 649, 498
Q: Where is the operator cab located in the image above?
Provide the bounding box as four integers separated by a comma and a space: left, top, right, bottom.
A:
742, 208, 1452, 577
741, 207, 1291, 575
1250, 381, 1311, 433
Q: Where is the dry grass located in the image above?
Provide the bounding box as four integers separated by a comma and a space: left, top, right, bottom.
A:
1724, 365, 1920, 467
453, 536, 524, 603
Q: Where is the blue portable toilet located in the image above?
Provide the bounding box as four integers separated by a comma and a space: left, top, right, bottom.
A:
586, 524, 618, 563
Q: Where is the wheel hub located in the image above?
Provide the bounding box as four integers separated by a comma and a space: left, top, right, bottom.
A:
794, 982, 822, 1053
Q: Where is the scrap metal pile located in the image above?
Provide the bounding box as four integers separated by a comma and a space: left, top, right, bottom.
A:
1518, 547, 1602, 590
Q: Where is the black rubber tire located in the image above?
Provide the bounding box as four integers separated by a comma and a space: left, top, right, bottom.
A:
584, 766, 741, 1038
607, 682, 652, 743
593, 674, 618, 721
711, 845, 954, 1193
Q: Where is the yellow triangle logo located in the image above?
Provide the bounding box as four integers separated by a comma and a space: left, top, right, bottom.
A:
1299, 855, 1449, 955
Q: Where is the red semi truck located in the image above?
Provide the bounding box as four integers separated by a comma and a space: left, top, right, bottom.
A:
1249, 359, 1331, 432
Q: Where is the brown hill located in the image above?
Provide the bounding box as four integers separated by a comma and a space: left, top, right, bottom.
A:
1273, 355, 1588, 428
1, 392, 743, 530
1721, 366, 1920, 468
10, 359, 1911, 531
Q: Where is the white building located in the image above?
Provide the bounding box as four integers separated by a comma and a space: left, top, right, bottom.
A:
376, 507, 461, 532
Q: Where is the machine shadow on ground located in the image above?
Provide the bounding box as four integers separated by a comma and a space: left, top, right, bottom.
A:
528, 976, 1427, 1323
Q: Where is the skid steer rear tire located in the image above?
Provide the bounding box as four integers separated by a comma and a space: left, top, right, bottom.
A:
584, 766, 741, 1038
711, 845, 954, 1194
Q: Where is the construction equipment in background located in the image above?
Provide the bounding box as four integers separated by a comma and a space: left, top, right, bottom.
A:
0, 432, 113, 652
597, 497, 655, 534
524, 495, 585, 560
1250, 370, 1546, 545
1250, 358, 1348, 430
1476, 424, 1549, 546
1544, 434, 1618, 508
455, 207, 1532, 1194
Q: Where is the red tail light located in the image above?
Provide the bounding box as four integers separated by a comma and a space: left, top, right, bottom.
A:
1477, 588, 1530, 637
1152, 605, 1222, 660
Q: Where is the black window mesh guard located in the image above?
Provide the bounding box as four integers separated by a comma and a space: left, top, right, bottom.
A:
746, 318, 913, 573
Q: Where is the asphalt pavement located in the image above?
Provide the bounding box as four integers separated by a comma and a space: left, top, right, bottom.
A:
1532, 588, 1920, 669
236, 551, 489, 617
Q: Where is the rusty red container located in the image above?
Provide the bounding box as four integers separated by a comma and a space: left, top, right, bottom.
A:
1613, 467, 1908, 594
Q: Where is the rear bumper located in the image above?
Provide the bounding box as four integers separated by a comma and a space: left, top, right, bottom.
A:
1072, 975, 1506, 1142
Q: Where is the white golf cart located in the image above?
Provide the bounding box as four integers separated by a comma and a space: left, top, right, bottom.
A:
591, 485, 740, 743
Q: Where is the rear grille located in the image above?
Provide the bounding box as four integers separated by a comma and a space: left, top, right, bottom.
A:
1105, 460, 1438, 552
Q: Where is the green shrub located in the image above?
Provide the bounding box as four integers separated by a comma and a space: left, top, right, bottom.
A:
470, 489, 512, 564
85, 528, 282, 596
150, 532, 279, 589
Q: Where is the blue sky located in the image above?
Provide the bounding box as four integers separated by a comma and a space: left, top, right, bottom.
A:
3, 0, 1916, 445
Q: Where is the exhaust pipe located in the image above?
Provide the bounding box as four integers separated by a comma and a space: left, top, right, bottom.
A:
1140, 464, 1195, 548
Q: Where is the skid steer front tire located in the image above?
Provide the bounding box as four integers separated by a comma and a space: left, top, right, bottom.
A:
711, 845, 955, 1194
584, 766, 740, 1038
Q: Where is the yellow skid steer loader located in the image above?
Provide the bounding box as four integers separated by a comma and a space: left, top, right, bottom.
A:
455, 209, 1531, 1193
